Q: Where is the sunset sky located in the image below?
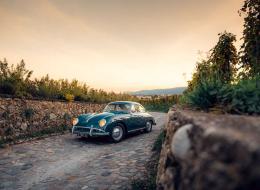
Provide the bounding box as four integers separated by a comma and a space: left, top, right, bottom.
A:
0, 0, 244, 92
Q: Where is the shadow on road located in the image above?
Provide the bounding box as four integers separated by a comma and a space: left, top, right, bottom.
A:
72, 130, 150, 145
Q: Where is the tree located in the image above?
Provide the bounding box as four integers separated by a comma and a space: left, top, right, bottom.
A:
0, 59, 33, 95
187, 59, 212, 91
187, 32, 238, 92
240, 0, 260, 77
209, 32, 238, 83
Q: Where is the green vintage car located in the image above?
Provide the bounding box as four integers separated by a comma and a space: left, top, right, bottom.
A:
72, 101, 156, 142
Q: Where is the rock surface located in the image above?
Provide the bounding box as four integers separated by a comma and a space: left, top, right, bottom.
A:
0, 97, 105, 144
171, 124, 193, 159
157, 108, 260, 190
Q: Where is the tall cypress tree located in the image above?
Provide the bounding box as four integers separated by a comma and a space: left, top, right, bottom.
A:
240, 0, 260, 77
210, 32, 238, 83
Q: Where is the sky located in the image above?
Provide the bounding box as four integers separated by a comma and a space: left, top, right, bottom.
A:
0, 0, 244, 92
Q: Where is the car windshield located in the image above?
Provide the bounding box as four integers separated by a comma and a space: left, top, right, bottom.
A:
104, 103, 131, 113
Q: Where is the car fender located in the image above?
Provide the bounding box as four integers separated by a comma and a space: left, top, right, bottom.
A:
106, 121, 126, 133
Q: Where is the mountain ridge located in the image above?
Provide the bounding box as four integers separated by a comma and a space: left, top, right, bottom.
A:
129, 87, 186, 96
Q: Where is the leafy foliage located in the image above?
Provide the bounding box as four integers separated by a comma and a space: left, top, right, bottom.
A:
210, 32, 238, 83
186, 79, 224, 110
184, 28, 259, 114
152, 130, 166, 153
0, 59, 33, 96
185, 75, 260, 114
187, 32, 238, 93
239, 0, 260, 77
22, 108, 35, 120
0, 59, 179, 113
231, 77, 260, 114
0, 59, 138, 103
64, 93, 75, 102
0, 59, 177, 112
187, 60, 212, 92
140, 95, 179, 112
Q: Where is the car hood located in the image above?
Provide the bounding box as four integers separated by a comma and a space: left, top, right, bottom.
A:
76, 112, 115, 126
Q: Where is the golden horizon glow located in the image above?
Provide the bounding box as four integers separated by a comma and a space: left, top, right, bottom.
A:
0, 0, 244, 92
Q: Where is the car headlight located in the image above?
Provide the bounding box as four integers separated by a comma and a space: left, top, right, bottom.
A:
72, 118, 79, 126
99, 119, 106, 127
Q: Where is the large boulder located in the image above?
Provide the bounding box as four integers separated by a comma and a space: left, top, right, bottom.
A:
157, 109, 260, 190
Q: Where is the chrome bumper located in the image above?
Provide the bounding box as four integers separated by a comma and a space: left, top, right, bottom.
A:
72, 126, 109, 137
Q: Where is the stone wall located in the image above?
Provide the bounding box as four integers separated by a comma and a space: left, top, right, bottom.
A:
0, 97, 105, 144
157, 107, 260, 190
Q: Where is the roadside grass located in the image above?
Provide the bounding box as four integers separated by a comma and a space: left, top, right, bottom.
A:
0, 125, 70, 148
130, 130, 166, 190
152, 130, 166, 153
145, 104, 171, 113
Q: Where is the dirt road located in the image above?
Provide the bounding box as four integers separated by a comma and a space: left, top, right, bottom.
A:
0, 112, 166, 190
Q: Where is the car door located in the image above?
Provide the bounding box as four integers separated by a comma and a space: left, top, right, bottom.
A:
127, 104, 142, 131
132, 104, 146, 129
137, 104, 147, 127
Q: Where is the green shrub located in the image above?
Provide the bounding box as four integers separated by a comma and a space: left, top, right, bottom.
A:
131, 177, 156, 190
186, 79, 224, 110
64, 93, 75, 102
231, 77, 260, 114
178, 94, 189, 105
184, 77, 260, 115
0, 59, 32, 97
144, 103, 171, 113
152, 130, 166, 153
0, 81, 16, 95
141, 95, 179, 113
217, 83, 233, 105
22, 108, 35, 120
74, 95, 88, 102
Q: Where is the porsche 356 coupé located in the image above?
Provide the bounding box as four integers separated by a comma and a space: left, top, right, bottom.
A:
72, 101, 156, 142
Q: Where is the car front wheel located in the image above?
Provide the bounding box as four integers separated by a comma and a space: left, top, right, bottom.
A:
144, 121, 152, 133
110, 124, 125, 142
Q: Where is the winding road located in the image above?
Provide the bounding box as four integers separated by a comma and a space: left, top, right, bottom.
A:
0, 112, 166, 190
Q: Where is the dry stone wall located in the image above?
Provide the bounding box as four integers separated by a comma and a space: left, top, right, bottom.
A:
0, 97, 105, 144
157, 107, 260, 190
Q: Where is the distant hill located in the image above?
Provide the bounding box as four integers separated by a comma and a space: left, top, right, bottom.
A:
130, 87, 187, 96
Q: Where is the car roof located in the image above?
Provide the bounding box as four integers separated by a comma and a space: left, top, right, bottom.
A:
108, 101, 140, 105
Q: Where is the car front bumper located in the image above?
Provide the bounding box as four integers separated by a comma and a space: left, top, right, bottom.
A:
72, 126, 110, 137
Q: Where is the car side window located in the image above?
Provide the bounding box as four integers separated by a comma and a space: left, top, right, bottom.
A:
134, 105, 141, 113
139, 105, 146, 113
131, 104, 145, 113
131, 105, 136, 113
131, 105, 139, 113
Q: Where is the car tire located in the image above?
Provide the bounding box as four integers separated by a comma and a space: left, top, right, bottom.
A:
144, 121, 153, 133
110, 124, 125, 143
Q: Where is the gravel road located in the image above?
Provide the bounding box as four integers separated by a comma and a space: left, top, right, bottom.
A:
0, 112, 166, 190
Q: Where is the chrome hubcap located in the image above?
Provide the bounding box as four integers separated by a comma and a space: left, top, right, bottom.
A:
146, 122, 152, 131
112, 126, 123, 141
